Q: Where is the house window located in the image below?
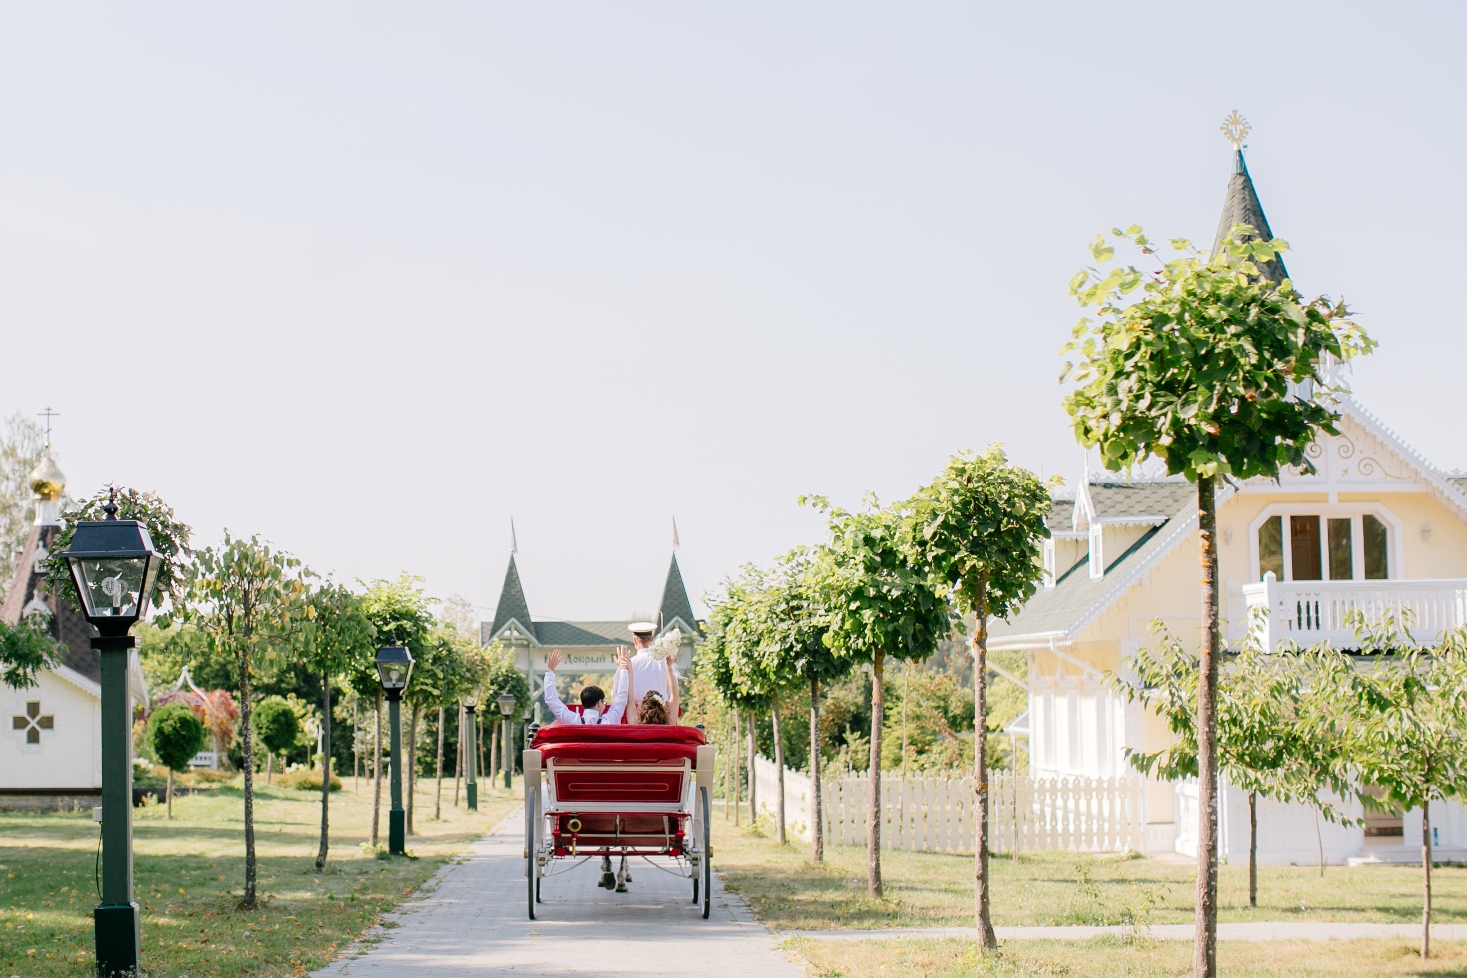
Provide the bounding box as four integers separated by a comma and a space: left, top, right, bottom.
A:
1257, 512, 1391, 582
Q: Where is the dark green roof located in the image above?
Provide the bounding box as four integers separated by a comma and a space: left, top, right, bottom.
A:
658, 554, 700, 633
535, 620, 639, 647
490, 555, 534, 636
1087, 481, 1194, 521
1212, 149, 1288, 284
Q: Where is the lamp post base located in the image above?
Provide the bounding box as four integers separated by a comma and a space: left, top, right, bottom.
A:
466, 782, 478, 812
94, 902, 140, 978
389, 809, 405, 855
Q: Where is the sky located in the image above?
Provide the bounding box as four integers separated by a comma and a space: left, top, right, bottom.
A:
1, 3, 1461, 623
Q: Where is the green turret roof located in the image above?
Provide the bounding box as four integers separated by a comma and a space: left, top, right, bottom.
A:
490, 554, 534, 638
657, 553, 699, 634
1212, 149, 1289, 284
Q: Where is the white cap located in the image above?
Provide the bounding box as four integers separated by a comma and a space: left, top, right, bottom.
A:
628, 621, 656, 635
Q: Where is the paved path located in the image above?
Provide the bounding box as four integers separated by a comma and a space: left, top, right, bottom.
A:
787, 921, 1467, 943
313, 811, 803, 978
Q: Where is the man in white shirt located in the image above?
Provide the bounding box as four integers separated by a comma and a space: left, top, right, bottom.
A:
543, 649, 630, 725
618, 621, 678, 704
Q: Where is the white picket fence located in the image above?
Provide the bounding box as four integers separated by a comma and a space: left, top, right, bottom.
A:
752, 756, 1143, 854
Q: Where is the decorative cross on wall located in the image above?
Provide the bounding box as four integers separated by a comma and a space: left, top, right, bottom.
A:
12, 701, 54, 744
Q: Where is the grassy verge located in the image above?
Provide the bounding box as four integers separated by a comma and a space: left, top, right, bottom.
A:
0, 774, 517, 977
789, 936, 1467, 977
711, 811, 1467, 930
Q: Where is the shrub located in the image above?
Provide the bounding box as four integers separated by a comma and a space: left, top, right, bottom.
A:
148, 702, 208, 774
278, 768, 342, 792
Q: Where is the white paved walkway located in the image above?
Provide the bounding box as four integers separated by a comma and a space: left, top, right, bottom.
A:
313, 812, 803, 978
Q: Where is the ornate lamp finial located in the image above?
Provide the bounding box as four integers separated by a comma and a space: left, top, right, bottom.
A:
102, 486, 119, 521
1220, 110, 1251, 150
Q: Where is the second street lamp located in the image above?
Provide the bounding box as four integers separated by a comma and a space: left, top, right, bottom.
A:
374, 646, 414, 855
62, 491, 162, 978
497, 692, 516, 790
462, 688, 480, 812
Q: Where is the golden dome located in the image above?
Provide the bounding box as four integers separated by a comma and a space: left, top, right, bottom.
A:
28, 448, 66, 501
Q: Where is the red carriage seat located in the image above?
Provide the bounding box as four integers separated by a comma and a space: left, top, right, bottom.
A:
530, 725, 708, 812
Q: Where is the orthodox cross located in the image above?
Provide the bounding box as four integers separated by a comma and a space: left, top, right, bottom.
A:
12, 701, 54, 744
36, 406, 59, 445
1220, 110, 1251, 150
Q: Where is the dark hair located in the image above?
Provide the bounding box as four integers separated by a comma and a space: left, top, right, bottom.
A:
639, 691, 670, 725
580, 686, 606, 710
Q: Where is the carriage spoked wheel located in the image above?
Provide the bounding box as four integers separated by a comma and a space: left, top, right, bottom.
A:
699, 785, 712, 919
526, 786, 541, 920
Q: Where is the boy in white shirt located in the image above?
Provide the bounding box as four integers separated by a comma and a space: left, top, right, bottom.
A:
543, 648, 630, 725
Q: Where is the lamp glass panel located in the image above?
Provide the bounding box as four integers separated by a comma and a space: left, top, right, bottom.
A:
69, 556, 149, 619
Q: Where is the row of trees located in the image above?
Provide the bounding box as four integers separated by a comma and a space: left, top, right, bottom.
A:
703, 447, 1053, 948
5, 486, 528, 912
1118, 615, 1467, 960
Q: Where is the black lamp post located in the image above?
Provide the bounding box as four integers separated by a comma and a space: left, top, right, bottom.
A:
497, 692, 516, 789
374, 646, 414, 855
61, 493, 161, 978
462, 688, 480, 812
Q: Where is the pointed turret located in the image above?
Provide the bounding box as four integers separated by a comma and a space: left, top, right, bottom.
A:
490, 554, 535, 639
1212, 113, 1288, 284
657, 553, 698, 635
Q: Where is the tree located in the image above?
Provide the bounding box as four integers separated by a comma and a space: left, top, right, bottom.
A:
1346, 620, 1467, 961
176, 533, 309, 909
0, 615, 64, 690
253, 696, 300, 784
808, 495, 951, 898
0, 413, 44, 599
1112, 629, 1355, 908
46, 486, 194, 610
703, 566, 777, 828
908, 446, 1051, 950
1062, 226, 1373, 978
403, 627, 472, 829
297, 581, 375, 869
147, 702, 206, 819
755, 548, 848, 861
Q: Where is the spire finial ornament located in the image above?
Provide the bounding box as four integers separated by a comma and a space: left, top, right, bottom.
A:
672, 516, 680, 552
36, 406, 59, 447
102, 486, 119, 521
510, 518, 518, 555
1220, 110, 1251, 151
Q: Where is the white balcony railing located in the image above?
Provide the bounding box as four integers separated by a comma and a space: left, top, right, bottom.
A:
1241, 572, 1467, 650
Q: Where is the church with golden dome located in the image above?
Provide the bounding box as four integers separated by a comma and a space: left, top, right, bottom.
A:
0, 443, 149, 811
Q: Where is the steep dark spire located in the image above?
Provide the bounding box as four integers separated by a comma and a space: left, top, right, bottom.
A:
1212, 149, 1289, 284
657, 553, 698, 635
490, 554, 534, 638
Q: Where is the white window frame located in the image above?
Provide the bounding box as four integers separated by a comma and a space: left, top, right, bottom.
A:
1088, 523, 1104, 580
1248, 503, 1404, 583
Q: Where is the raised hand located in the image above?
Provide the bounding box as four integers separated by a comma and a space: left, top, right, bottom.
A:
547, 649, 563, 671
614, 648, 631, 670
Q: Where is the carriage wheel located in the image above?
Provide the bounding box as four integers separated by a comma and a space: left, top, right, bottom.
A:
526, 786, 540, 920
699, 785, 712, 919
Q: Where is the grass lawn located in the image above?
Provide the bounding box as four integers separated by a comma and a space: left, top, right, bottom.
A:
0, 773, 516, 978
789, 936, 1467, 977
711, 811, 1462, 931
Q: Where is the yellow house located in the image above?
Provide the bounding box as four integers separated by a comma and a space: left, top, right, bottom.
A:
989, 144, 1467, 865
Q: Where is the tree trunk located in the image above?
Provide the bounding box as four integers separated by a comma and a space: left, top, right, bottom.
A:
810, 678, 824, 865
166, 767, 173, 821
435, 706, 445, 821
240, 649, 258, 910
371, 692, 383, 848
406, 702, 419, 835
732, 711, 742, 826
747, 712, 757, 827
315, 675, 332, 871
1194, 475, 1221, 978
973, 598, 997, 952
353, 697, 360, 794
1248, 790, 1257, 909
868, 650, 885, 900
901, 668, 910, 783
266, 752, 273, 785
772, 701, 787, 845
1423, 804, 1433, 959
454, 705, 463, 807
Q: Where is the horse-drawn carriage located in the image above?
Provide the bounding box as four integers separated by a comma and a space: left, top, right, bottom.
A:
523, 724, 715, 919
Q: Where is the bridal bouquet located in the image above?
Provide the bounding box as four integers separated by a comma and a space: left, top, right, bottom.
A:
647, 628, 682, 661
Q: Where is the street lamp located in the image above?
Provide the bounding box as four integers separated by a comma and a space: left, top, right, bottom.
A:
462, 687, 481, 812
374, 646, 414, 855
497, 692, 516, 789
61, 492, 162, 978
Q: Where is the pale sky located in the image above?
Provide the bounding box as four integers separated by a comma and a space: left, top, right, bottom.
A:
2, 4, 1460, 622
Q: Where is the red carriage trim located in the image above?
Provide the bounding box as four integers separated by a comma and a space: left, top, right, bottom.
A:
531, 723, 706, 748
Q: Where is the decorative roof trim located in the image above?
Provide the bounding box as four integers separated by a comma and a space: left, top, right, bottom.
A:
489, 618, 542, 647
1340, 399, 1467, 522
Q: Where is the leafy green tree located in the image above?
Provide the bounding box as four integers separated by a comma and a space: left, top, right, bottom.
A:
253, 695, 300, 783
177, 533, 310, 909
1345, 621, 1467, 961
0, 615, 64, 690
47, 486, 193, 609
808, 495, 951, 898
147, 702, 206, 819
1062, 226, 1373, 977
703, 566, 777, 827
297, 581, 375, 869
0, 413, 44, 598
401, 626, 472, 831
908, 446, 1051, 949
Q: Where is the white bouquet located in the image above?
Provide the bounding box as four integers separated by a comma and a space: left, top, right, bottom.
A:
647, 628, 682, 662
